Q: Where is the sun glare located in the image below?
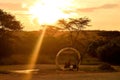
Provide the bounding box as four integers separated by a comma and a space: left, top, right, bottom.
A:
28, 0, 73, 25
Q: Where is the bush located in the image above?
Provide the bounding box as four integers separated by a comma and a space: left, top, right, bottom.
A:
96, 40, 120, 65
87, 39, 108, 57
98, 63, 116, 72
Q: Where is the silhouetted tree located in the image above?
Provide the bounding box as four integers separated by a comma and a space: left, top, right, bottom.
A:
0, 32, 13, 58
0, 9, 22, 31
98, 31, 120, 39
57, 17, 90, 48
87, 39, 108, 57
0, 9, 22, 63
42, 25, 60, 37
96, 41, 120, 65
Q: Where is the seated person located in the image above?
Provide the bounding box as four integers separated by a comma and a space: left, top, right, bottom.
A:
73, 64, 79, 71
64, 60, 71, 68
64, 60, 79, 71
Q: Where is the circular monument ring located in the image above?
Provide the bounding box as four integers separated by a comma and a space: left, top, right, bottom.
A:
55, 47, 81, 70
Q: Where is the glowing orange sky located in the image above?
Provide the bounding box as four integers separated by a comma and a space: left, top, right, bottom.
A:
0, 0, 120, 31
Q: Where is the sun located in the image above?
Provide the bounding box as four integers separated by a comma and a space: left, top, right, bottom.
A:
28, 0, 73, 25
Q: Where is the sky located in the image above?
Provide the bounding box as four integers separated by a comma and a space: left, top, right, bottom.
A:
0, 0, 120, 31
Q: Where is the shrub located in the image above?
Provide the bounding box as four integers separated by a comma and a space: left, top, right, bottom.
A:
96, 40, 120, 65
98, 63, 116, 72
87, 39, 108, 57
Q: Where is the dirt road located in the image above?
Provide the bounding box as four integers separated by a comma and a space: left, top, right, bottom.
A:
0, 64, 120, 80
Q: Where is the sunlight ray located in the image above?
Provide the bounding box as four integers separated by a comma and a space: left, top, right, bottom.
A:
23, 26, 47, 80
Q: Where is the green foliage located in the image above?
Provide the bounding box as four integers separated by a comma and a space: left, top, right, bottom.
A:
0, 9, 22, 30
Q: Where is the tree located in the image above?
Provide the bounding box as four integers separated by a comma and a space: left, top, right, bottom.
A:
41, 25, 60, 37
0, 32, 13, 58
87, 39, 108, 57
57, 17, 90, 48
0, 9, 22, 31
96, 37, 120, 65
0, 9, 22, 64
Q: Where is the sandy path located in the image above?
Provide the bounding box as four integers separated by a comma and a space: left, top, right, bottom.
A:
0, 71, 120, 80
0, 64, 120, 80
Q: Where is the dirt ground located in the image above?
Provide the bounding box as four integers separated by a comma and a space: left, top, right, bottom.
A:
0, 64, 120, 80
